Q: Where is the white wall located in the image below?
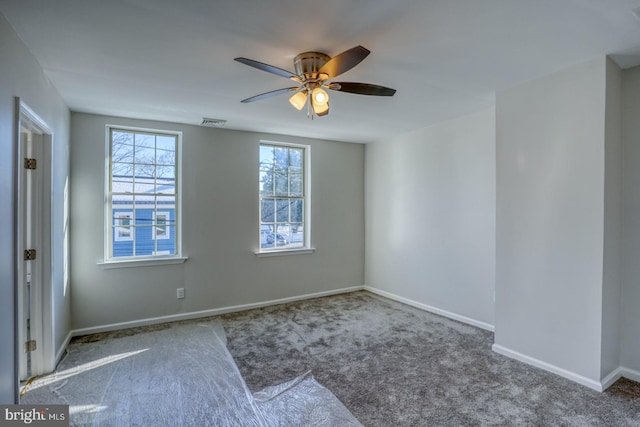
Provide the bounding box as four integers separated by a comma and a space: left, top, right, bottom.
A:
364, 108, 496, 328
0, 13, 71, 403
621, 65, 640, 374
70, 113, 364, 330
601, 58, 623, 379
494, 58, 606, 383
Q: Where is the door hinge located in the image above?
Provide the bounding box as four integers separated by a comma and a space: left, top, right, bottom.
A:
24, 249, 37, 260
24, 340, 37, 352
24, 158, 37, 170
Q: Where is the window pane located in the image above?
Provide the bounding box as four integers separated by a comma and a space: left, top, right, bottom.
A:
157, 195, 175, 216
156, 148, 175, 166
289, 148, 303, 172
112, 163, 133, 193
156, 166, 175, 194
156, 135, 175, 153
291, 199, 303, 222
274, 224, 290, 248
260, 171, 273, 196
276, 198, 289, 223
112, 194, 133, 215
135, 225, 155, 256
290, 173, 303, 196
260, 145, 274, 170
135, 134, 156, 164
290, 224, 304, 247
274, 147, 288, 171
112, 131, 134, 163
156, 225, 175, 254
261, 198, 275, 222
275, 172, 288, 196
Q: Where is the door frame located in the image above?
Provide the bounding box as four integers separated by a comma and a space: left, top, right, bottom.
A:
14, 97, 55, 383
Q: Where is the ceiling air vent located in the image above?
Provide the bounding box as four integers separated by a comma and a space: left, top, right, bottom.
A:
200, 117, 226, 127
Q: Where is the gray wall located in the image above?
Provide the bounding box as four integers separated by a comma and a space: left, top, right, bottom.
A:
495, 58, 606, 382
621, 65, 640, 374
70, 113, 364, 330
0, 14, 71, 403
364, 108, 496, 328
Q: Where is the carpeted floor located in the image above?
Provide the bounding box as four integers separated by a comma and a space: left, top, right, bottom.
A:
221, 291, 640, 426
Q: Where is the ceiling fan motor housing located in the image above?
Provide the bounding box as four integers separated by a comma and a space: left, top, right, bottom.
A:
294, 52, 330, 80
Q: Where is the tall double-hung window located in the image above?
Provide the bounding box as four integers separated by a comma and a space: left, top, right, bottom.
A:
105, 126, 182, 261
259, 142, 310, 252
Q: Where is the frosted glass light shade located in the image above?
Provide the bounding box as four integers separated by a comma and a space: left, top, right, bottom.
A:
289, 91, 307, 110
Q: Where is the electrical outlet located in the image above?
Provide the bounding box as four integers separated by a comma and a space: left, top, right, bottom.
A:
177, 288, 185, 299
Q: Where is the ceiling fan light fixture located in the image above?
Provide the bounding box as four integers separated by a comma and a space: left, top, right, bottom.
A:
312, 87, 329, 106
289, 91, 307, 110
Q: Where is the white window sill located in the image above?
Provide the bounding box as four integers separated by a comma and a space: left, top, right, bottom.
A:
255, 248, 315, 258
98, 256, 188, 269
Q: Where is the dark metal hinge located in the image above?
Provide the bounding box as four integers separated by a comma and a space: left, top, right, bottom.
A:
24, 249, 37, 260
24, 340, 37, 352
24, 158, 37, 170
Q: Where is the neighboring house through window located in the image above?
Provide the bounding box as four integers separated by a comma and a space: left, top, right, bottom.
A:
259, 141, 310, 251
106, 126, 182, 260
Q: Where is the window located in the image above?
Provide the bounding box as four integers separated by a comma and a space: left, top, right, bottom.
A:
259, 142, 309, 251
106, 126, 181, 261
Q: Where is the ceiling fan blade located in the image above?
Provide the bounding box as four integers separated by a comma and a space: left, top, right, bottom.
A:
241, 87, 299, 103
329, 82, 396, 96
234, 57, 298, 80
317, 45, 370, 79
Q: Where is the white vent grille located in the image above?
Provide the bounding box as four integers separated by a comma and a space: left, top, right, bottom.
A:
200, 117, 226, 127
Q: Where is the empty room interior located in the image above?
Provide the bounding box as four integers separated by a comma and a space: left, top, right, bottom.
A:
2, 0, 640, 425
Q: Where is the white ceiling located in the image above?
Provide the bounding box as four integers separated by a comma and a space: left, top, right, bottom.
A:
2, 0, 640, 143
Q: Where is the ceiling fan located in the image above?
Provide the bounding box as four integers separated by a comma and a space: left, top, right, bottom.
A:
234, 45, 396, 118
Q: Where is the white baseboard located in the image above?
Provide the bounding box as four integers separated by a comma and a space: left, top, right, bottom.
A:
600, 367, 624, 391
492, 344, 604, 391
71, 286, 365, 337
364, 286, 494, 332
55, 330, 73, 365
620, 367, 640, 383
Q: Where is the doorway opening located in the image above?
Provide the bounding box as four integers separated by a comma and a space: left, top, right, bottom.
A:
15, 98, 54, 386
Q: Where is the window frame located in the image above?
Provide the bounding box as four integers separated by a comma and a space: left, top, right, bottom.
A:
258, 140, 313, 255
102, 125, 185, 267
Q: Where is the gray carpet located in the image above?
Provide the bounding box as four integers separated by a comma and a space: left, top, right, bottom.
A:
221, 291, 640, 426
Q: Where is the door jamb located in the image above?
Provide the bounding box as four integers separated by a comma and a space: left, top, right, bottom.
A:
14, 97, 55, 388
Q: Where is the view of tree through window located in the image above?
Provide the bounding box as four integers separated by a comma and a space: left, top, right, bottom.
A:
259, 143, 306, 250
108, 128, 179, 259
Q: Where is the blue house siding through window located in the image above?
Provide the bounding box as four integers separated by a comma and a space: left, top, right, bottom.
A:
113, 202, 175, 257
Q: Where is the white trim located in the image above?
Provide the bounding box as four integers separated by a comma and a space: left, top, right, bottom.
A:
492, 344, 603, 391
98, 256, 188, 269
364, 286, 495, 332
55, 330, 73, 366
15, 98, 56, 381
600, 367, 623, 391
255, 248, 315, 257
620, 367, 640, 383
70, 286, 364, 337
